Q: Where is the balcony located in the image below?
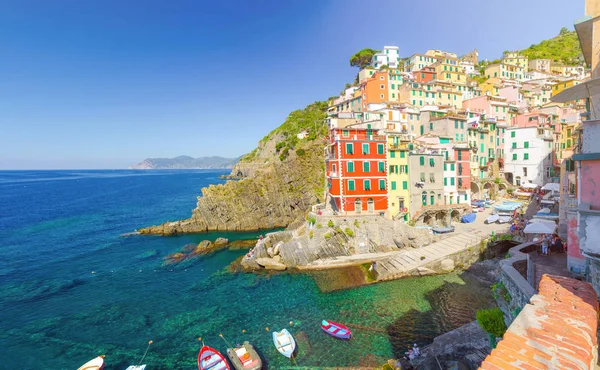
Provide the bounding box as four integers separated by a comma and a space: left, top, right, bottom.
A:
390, 142, 409, 150
334, 134, 386, 141
537, 133, 553, 141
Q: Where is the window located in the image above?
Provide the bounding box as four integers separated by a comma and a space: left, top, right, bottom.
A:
362, 143, 369, 154
364, 180, 371, 191
402, 181, 408, 190
422, 192, 427, 206
348, 180, 355, 191
420, 156, 425, 166
391, 181, 397, 190
346, 143, 354, 154
347, 161, 354, 172
567, 139, 572, 148
444, 163, 447, 171
523, 168, 528, 177
444, 178, 447, 186
511, 131, 516, 138
450, 163, 455, 171
524, 141, 529, 148
458, 151, 462, 160
429, 158, 435, 167
363, 161, 370, 172
524, 153, 529, 160
378, 161, 385, 172
390, 151, 395, 158
450, 178, 455, 185
512, 142, 517, 149
391, 84, 395, 89
420, 172, 426, 182
380, 94, 384, 99
377, 144, 384, 154
400, 151, 405, 158
379, 179, 386, 190
430, 173, 435, 183
429, 122, 433, 130
430, 194, 435, 205
342, 130, 349, 137
512, 153, 517, 160
380, 84, 385, 89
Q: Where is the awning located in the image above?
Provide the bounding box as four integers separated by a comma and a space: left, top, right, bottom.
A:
551, 78, 600, 103
523, 221, 557, 234
541, 183, 560, 192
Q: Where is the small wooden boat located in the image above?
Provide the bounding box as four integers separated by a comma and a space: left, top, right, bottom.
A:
321, 320, 352, 339
497, 216, 512, 224
226, 341, 262, 370
78, 355, 105, 370
272, 329, 296, 358
485, 214, 499, 224
198, 345, 231, 370
432, 226, 455, 234
125, 366, 146, 370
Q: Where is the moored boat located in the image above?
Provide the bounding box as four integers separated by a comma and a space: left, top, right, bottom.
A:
432, 226, 455, 234
485, 214, 499, 224
125, 366, 146, 370
198, 345, 231, 370
226, 341, 262, 370
321, 320, 352, 339
78, 355, 105, 370
272, 329, 296, 358
497, 216, 512, 224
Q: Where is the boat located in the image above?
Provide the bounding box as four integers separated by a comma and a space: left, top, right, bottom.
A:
226, 341, 262, 370
126, 366, 146, 370
497, 216, 512, 224
198, 345, 231, 370
78, 356, 105, 370
272, 329, 296, 358
461, 213, 476, 223
433, 226, 455, 234
533, 212, 559, 221
494, 203, 520, 212
321, 320, 352, 340
485, 214, 499, 224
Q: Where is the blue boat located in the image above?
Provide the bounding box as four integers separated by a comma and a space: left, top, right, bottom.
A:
494, 203, 520, 212
461, 213, 476, 223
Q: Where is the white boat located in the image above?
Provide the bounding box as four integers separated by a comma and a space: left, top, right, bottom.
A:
497, 216, 512, 224
485, 214, 499, 224
273, 329, 296, 358
126, 366, 146, 370
78, 356, 105, 370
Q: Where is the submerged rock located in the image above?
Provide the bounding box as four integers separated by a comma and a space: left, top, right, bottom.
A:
190, 240, 215, 256
163, 252, 187, 265
214, 237, 228, 248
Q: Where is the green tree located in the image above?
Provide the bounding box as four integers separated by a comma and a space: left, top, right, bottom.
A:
350, 48, 378, 69
560, 27, 569, 35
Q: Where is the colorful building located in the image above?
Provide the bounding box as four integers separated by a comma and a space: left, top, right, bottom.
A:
326, 126, 388, 214
408, 152, 445, 217
454, 146, 472, 204
387, 132, 412, 220
484, 63, 525, 81
443, 155, 458, 204
503, 126, 554, 186
528, 58, 552, 72
372, 46, 400, 69
359, 71, 389, 111
434, 58, 466, 85
403, 53, 438, 73
415, 66, 436, 84
502, 51, 528, 70
551, 79, 580, 97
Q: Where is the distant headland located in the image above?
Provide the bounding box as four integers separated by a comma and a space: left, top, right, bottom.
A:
129, 155, 240, 169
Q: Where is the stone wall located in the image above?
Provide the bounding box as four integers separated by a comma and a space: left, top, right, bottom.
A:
498, 242, 537, 324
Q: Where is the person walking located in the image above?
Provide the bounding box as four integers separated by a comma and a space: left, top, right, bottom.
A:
541, 235, 549, 256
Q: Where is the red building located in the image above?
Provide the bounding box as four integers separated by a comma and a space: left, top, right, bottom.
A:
327, 127, 388, 214
415, 66, 437, 84
454, 146, 471, 202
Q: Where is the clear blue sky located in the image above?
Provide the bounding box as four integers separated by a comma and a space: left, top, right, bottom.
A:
0, 0, 583, 169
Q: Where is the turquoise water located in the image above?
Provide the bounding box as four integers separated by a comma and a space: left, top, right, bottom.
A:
0, 170, 494, 369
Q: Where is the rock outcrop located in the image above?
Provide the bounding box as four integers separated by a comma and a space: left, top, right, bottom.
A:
138, 102, 328, 234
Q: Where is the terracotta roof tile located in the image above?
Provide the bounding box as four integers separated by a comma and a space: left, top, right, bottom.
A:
480, 274, 598, 370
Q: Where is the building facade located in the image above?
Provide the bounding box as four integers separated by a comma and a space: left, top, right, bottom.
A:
503, 127, 554, 186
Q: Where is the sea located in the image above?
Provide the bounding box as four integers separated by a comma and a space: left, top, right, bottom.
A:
0, 170, 494, 369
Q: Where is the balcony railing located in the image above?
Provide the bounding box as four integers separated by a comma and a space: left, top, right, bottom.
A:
334, 134, 386, 141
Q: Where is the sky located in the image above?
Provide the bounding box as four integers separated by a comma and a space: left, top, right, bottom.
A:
0, 0, 584, 169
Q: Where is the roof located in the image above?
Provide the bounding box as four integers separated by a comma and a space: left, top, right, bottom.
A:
480, 274, 598, 370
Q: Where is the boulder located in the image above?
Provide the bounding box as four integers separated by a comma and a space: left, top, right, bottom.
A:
440, 259, 455, 272
273, 242, 282, 256
416, 267, 436, 276
214, 237, 228, 247
190, 240, 215, 256
229, 240, 256, 250
255, 257, 287, 271
163, 252, 187, 265
267, 247, 275, 257
273, 255, 283, 263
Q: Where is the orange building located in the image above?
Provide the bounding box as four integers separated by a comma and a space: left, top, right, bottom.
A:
415, 66, 437, 83
360, 71, 389, 111
326, 127, 388, 214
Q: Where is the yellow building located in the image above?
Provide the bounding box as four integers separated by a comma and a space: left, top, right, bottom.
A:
484, 63, 525, 80
551, 79, 579, 97
559, 121, 581, 161
434, 58, 466, 85
502, 52, 529, 71
387, 133, 412, 221
479, 77, 502, 96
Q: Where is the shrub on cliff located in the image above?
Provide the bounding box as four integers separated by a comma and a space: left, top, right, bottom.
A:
476, 307, 507, 338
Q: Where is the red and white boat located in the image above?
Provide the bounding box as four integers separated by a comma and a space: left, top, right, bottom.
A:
198, 345, 231, 370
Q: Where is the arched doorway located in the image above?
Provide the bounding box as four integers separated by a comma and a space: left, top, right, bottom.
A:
367, 198, 374, 214
436, 210, 446, 225
423, 214, 433, 225
483, 182, 494, 199
430, 191, 435, 206
355, 199, 362, 214
471, 182, 480, 199
451, 209, 461, 221
515, 176, 521, 186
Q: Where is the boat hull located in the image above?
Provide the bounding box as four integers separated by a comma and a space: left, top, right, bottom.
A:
78, 356, 105, 370
273, 329, 296, 358
198, 345, 231, 370
321, 320, 352, 340
226, 341, 262, 370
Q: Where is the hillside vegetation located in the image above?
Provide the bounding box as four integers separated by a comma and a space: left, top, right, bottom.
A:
520, 28, 582, 65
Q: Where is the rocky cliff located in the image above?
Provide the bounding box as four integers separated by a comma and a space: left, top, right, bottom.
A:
139, 101, 328, 234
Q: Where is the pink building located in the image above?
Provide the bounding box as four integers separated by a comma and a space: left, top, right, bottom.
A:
498, 85, 527, 109
462, 95, 510, 125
